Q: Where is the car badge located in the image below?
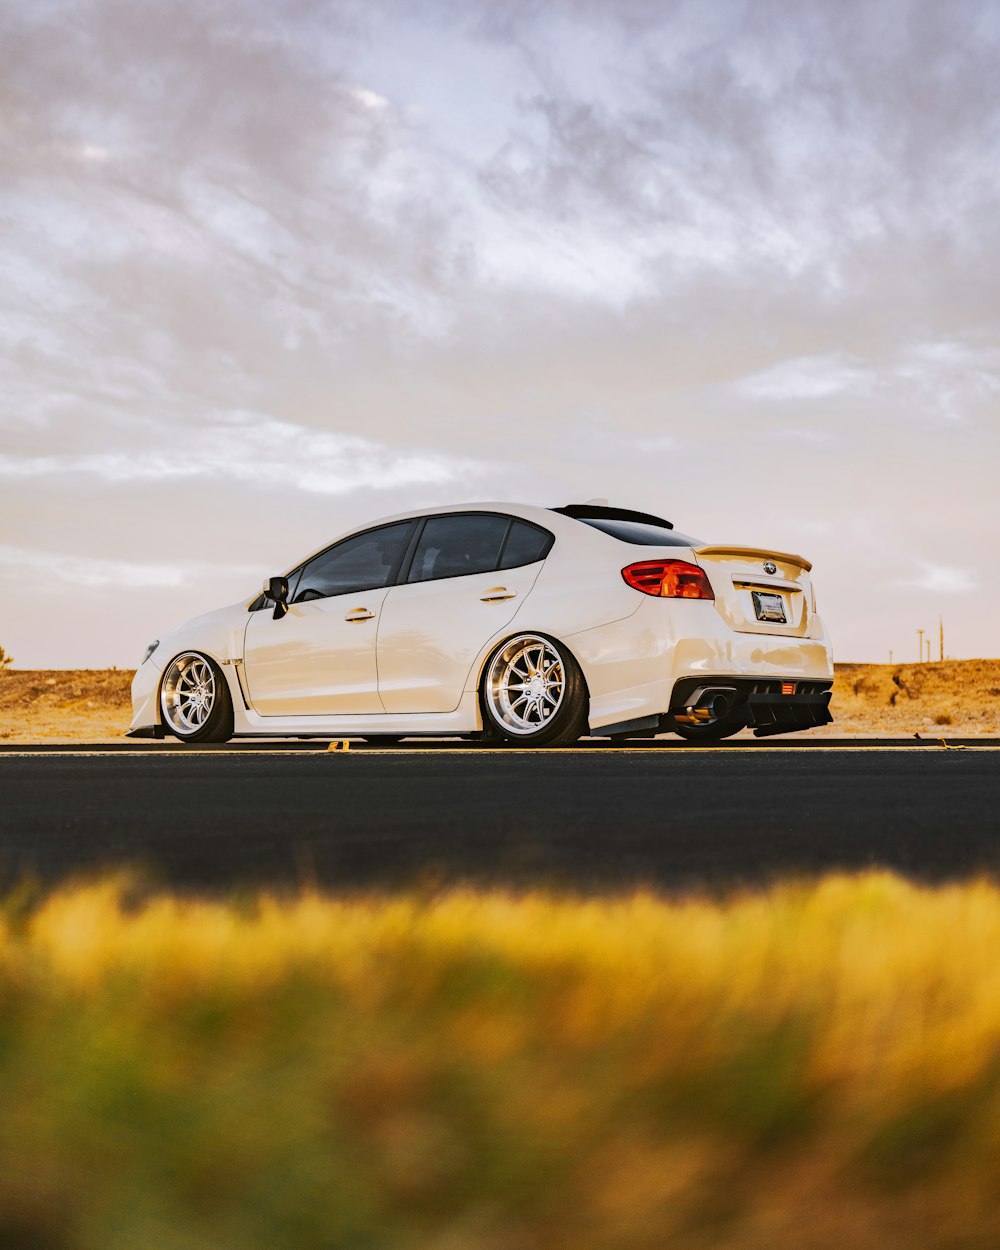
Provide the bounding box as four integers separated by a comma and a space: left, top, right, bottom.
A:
763, 561, 777, 575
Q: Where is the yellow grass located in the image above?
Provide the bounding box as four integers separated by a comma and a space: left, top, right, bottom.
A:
4, 874, 1000, 1247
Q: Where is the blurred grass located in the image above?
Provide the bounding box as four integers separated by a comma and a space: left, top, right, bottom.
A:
4, 874, 1000, 1248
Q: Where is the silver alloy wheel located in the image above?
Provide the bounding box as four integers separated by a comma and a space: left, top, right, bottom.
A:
485, 635, 566, 736
160, 652, 217, 736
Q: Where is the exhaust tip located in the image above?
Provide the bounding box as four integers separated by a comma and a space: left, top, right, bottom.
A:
674, 686, 737, 726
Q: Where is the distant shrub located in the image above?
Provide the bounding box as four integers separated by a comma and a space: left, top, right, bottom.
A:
933, 712, 953, 726
0, 645, 12, 673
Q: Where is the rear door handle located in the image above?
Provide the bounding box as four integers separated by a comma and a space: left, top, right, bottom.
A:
480, 587, 516, 603
345, 608, 376, 622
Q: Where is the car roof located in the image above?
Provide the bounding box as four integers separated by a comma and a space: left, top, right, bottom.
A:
282, 500, 681, 579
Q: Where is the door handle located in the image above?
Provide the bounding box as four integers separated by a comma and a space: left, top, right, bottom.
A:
480, 588, 517, 603
345, 609, 376, 622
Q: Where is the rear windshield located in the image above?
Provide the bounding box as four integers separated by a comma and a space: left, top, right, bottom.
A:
578, 518, 702, 547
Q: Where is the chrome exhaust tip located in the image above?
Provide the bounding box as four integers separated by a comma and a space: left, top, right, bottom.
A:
674, 686, 737, 726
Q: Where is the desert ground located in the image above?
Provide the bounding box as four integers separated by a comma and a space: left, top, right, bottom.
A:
1, 661, 998, 743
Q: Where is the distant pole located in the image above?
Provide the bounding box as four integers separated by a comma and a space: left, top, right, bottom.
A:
939, 617, 944, 663
926, 638, 931, 663
889, 649, 893, 665
917, 629, 924, 663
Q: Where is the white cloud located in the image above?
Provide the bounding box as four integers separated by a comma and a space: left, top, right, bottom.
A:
898, 562, 978, 594
732, 353, 871, 402
0, 545, 258, 589
0, 414, 484, 495
349, 85, 389, 111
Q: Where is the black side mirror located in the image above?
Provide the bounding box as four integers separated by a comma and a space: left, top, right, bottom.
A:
266, 575, 289, 620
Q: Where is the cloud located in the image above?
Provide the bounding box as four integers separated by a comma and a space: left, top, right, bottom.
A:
732, 354, 871, 402
0, 545, 258, 589
898, 562, 978, 594
0, 414, 483, 494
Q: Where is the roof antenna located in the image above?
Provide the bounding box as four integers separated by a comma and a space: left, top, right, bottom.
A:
583, 497, 609, 506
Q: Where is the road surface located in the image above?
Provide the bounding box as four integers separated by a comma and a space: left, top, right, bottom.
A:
1, 740, 997, 893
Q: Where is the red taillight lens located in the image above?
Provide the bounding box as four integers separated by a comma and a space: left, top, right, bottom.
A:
621, 560, 715, 599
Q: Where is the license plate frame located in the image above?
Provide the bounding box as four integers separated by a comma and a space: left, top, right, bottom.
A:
752, 590, 787, 624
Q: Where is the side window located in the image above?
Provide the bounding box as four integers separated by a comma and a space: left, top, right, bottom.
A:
407, 514, 510, 584
293, 521, 415, 603
499, 520, 553, 569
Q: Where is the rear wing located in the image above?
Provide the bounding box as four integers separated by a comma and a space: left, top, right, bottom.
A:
695, 546, 813, 572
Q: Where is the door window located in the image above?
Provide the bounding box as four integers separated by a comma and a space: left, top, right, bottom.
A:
499, 520, 553, 569
293, 521, 415, 603
406, 514, 511, 583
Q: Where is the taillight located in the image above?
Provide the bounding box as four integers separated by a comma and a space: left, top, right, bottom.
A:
621, 560, 715, 599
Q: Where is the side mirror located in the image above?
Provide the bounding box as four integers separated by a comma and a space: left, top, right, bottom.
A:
266, 575, 289, 620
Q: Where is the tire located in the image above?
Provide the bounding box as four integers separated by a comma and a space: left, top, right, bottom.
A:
673, 718, 745, 743
159, 652, 234, 744
480, 634, 587, 748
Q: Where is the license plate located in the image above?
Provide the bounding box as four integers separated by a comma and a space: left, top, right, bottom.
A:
752, 591, 787, 623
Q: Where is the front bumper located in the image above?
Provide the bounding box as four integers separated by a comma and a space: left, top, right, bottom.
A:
667, 675, 833, 737
129, 658, 163, 737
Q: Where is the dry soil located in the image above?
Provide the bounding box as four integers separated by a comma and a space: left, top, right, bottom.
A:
1, 661, 998, 743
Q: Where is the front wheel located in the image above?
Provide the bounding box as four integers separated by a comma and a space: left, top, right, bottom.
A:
160, 652, 234, 744
481, 634, 587, 748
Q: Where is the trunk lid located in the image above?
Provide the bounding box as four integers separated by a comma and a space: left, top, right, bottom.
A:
693, 546, 815, 637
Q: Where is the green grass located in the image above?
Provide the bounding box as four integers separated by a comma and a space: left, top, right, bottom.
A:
3, 873, 1000, 1248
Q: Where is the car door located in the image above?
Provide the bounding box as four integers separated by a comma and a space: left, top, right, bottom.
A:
243, 520, 416, 715
376, 513, 552, 714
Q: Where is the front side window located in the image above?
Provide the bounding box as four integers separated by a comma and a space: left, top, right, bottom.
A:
407, 514, 511, 583
293, 520, 416, 602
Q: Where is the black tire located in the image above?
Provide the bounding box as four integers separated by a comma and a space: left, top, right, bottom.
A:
159, 652, 234, 744
672, 718, 745, 743
480, 633, 588, 748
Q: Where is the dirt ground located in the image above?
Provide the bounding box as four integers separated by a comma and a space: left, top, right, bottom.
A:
2, 661, 999, 743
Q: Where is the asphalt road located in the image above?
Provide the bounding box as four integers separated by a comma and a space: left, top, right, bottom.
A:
1, 742, 998, 893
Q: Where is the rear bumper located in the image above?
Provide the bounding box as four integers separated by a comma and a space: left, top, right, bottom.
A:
666, 675, 833, 737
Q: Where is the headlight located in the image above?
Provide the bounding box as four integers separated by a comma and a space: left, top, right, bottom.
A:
141, 639, 160, 665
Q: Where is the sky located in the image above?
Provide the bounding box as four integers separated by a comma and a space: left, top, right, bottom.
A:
2, 0, 998, 667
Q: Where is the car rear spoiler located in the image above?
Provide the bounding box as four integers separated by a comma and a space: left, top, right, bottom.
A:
694, 546, 813, 572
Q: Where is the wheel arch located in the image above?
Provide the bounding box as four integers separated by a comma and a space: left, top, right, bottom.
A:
473, 628, 592, 727
156, 646, 243, 728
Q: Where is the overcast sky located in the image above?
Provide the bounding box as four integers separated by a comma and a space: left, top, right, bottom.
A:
2, 0, 998, 667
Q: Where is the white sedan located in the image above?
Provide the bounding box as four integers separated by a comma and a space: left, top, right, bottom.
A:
130, 502, 834, 747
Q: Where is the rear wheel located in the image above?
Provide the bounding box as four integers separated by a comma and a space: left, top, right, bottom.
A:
160, 652, 234, 744
481, 634, 587, 748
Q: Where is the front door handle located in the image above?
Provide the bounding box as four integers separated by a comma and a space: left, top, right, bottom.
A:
480, 587, 516, 603
345, 608, 376, 622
